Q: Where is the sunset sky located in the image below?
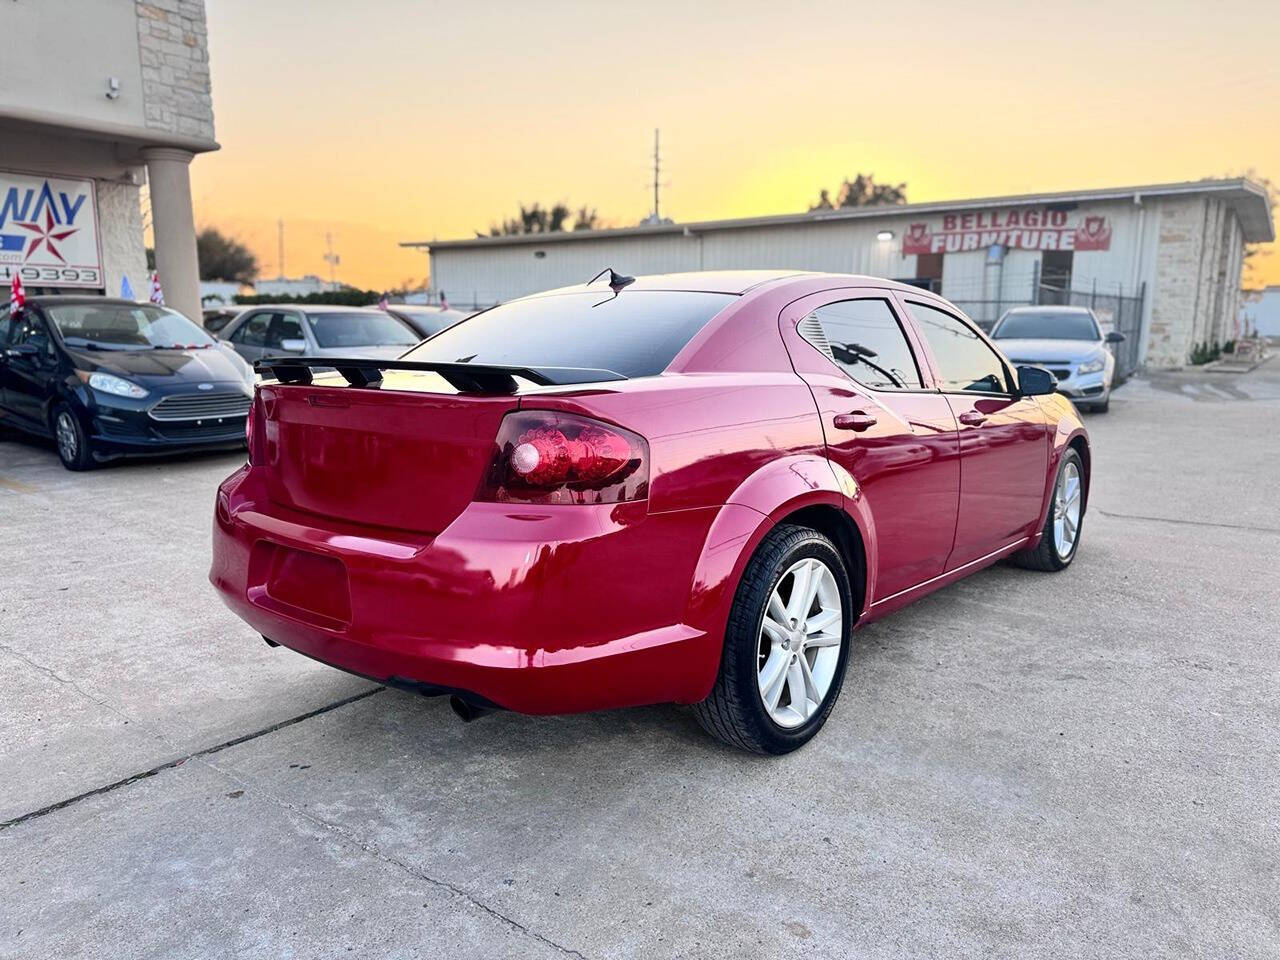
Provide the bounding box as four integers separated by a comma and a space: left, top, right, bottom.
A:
191, 0, 1280, 291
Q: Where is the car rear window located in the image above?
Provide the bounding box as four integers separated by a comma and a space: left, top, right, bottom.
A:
306, 311, 419, 348
401, 291, 736, 377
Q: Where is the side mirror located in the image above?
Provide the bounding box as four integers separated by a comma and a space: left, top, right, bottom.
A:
278, 338, 306, 353
1105, 331, 1125, 343
5, 342, 39, 359
1016, 364, 1056, 397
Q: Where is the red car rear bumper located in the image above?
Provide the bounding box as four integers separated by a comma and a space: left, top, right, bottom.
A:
209, 465, 728, 714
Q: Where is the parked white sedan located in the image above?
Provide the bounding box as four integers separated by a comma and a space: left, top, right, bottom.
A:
218, 304, 420, 364
991, 306, 1125, 412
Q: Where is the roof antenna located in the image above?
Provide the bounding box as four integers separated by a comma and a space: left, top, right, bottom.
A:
586, 267, 635, 295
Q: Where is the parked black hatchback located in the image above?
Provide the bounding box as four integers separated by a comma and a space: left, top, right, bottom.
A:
0, 297, 254, 470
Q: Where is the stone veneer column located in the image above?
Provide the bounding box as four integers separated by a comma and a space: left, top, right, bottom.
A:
142, 147, 200, 322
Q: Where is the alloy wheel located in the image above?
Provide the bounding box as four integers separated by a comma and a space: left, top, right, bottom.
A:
1053, 460, 1082, 558
757, 557, 843, 728
56, 411, 79, 464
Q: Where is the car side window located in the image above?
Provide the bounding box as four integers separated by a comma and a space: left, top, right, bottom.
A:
907, 301, 1011, 394
11, 312, 55, 357
264, 312, 303, 349
231, 312, 270, 346
799, 298, 923, 390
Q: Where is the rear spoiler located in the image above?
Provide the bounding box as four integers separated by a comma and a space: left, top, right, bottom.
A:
253, 356, 626, 394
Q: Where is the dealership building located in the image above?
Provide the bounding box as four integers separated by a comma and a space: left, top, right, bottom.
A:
0, 0, 216, 323
407, 178, 1273, 369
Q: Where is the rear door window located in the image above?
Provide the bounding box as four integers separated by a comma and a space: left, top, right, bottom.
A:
802, 298, 923, 390
403, 291, 736, 378
265, 312, 304, 349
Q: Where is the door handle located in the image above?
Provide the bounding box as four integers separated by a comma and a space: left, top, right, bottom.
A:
958, 410, 987, 426
833, 411, 878, 432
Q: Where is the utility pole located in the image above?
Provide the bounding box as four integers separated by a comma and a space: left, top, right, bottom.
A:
652, 128, 661, 222
277, 219, 284, 280
323, 232, 340, 288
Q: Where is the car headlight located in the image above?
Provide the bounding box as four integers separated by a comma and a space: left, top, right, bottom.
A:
87, 372, 149, 399
1076, 358, 1106, 375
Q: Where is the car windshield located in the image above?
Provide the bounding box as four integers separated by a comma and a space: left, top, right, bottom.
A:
306, 311, 419, 348
402, 291, 736, 377
46, 303, 215, 350
993, 311, 1099, 341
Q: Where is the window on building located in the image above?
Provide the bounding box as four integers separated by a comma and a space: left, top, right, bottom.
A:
801, 298, 923, 390
914, 253, 944, 293
1041, 250, 1073, 294
907, 301, 1010, 394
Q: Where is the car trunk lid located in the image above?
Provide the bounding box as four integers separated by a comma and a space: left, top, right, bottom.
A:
258, 378, 515, 534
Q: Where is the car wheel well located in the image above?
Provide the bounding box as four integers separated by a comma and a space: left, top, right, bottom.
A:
777, 504, 866, 621
1067, 435, 1090, 512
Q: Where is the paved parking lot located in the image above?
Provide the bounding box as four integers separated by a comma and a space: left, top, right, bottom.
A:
2, 366, 1278, 959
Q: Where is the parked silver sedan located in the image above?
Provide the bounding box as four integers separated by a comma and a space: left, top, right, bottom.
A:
990, 306, 1125, 412
218, 304, 420, 364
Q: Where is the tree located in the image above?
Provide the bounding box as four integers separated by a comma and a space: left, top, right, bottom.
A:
810, 174, 908, 211
196, 227, 259, 283
482, 202, 599, 236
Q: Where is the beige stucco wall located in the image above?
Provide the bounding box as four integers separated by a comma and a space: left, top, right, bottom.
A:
0, 0, 148, 128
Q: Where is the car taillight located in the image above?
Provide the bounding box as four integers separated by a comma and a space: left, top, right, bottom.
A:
478, 410, 649, 504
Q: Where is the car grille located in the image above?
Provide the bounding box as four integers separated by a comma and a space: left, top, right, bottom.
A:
1010, 361, 1072, 381
148, 392, 252, 422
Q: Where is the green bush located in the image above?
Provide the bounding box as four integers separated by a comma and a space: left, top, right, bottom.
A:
1189, 340, 1223, 365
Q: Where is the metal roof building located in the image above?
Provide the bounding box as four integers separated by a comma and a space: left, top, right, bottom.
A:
404, 178, 1274, 369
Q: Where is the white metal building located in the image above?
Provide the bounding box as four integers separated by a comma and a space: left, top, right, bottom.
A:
405, 179, 1274, 369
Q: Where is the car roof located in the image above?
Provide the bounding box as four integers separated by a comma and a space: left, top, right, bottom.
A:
30, 296, 165, 307
1002, 305, 1093, 314
525, 270, 933, 299
240, 303, 383, 313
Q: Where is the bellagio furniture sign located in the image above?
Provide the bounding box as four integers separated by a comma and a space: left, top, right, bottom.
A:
902, 208, 1113, 255
0, 169, 103, 289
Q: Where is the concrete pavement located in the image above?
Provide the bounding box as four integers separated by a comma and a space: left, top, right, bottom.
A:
1, 365, 1277, 959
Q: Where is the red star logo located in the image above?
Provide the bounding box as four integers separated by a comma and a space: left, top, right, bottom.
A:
16, 207, 78, 264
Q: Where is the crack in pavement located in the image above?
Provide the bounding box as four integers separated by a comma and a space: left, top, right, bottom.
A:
0, 687, 384, 831
196, 755, 591, 960
1095, 509, 1280, 535
1, 676, 588, 960
0, 639, 162, 740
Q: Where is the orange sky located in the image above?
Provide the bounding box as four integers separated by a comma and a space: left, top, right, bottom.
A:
191, 0, 1280, 291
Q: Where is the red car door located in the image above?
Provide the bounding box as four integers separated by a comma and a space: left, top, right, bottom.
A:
898, 297, 1049, 569
780, 291, 961, 602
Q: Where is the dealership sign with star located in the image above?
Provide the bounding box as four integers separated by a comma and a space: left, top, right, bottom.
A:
0, 169, 103, 289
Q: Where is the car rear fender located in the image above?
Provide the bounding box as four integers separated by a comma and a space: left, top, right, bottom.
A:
677, 454, 876, 703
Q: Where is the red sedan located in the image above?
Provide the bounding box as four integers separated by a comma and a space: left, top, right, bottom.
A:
210, 271, 1088, 753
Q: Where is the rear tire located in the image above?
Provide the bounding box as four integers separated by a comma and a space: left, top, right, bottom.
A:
693, 524, 853, 754
52, 402, 95, 471
1010, 448, 1084, 572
